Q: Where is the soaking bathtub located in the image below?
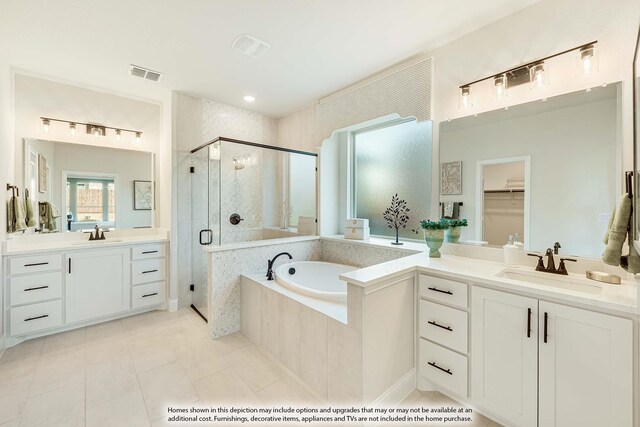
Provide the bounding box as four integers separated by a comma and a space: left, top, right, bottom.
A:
274, 261, 355, 303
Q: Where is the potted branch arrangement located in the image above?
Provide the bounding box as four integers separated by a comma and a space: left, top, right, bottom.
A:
417, 219, 449, 258
383, 194, 410, 245
444, 218, 468, 243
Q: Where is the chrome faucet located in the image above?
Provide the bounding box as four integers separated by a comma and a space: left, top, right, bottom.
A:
527, 246, 576, 275
266, 252, 292, 280
88, 225, 106, 241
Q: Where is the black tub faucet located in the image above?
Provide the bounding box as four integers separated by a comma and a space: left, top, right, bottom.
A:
266, 252, 292, 280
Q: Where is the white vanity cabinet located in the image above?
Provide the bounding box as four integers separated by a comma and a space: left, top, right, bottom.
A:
3, 240, 168, 346
471, 287, 538, 427
65, 248, 130, 323
470, 286, 633, 427
538, 301, 633, 427
418, 274, 470, 398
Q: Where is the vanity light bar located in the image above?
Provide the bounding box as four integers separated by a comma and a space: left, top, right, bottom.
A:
40, 117, 142, 142
459, 40, 598, 90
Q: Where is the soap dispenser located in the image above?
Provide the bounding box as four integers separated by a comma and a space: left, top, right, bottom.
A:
503, 235, 519, 266
513, 233, 524, 251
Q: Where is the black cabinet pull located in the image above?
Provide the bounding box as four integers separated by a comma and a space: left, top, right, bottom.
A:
428, 361, 452, 375
24, 262, 48, 267
527, 308, 532, 338
142, 292, 158, 298
24, 286, 49, 292
68, 258, 71, 274
543, 312, 549, 343
428, 320, 453, 332
25, 314, 49, 322
142, 250, 158, 254
142, 269, 158, 274
427, 287, 453, 295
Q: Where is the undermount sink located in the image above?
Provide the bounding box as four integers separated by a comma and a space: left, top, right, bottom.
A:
71, 239, 124, 246
496, 268, 602, 295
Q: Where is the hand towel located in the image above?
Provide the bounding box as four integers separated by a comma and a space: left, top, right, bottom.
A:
603, 194, 631, 266
24, 195, 36, 227
443, 201, 454, 218
39, 202, 59, 231
7, 199, 14, 233
8, 196, 27, 233
620, 242, 640, 274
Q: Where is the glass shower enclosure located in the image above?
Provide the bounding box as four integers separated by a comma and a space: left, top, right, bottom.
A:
189, 137, 318, 320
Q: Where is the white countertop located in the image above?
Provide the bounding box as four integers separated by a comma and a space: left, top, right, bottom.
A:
3, 228, 170, 255
340, 252, 640, 315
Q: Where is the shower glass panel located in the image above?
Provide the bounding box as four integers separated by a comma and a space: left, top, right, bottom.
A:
190, 138, 317, 320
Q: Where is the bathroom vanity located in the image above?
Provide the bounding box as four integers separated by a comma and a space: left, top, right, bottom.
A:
340, 251, 640, 427
2, 231, 168, 347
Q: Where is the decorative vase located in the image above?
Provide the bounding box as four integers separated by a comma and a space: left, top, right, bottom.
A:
445, 226, 461, 243
424, 229, 445, 258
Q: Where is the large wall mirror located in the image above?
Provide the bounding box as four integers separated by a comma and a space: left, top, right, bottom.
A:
440, 83, 621, 258
23, 139, 154, 232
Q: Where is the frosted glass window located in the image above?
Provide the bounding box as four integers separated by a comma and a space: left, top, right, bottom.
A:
354, 120, 432, 238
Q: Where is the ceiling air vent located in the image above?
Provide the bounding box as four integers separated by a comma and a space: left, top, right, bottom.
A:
232, 34, 271, 58
129, 65, 164, 82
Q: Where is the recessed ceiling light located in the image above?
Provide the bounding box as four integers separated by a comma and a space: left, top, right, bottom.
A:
243, 95, 256, 103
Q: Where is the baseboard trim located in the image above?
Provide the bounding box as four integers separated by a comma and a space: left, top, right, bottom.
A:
371, 368, 416, 407
168, 298, 179, 312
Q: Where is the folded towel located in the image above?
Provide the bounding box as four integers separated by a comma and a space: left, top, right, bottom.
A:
443, 201, 454, 218
25, 195, 36, 227
603, 194, 631, 266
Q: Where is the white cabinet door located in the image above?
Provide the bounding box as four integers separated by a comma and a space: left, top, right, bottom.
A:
66, 248, 131, 323
471, 287, 538, 427
538, 301, 632, 427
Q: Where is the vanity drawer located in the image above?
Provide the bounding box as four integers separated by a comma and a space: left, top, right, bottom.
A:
10, 254, 62, 275
10, 299, 63, 336
132, 258, 166, 285
419, 274, 468, 308
132, 244, 166, 260
419, 338, 468, 397
132, 281, 166, 309
10, 272, 63, 306
420, 299, 468, 354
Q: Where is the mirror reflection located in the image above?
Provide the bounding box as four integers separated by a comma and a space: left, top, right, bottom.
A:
440, 83, 620, 257
23, 139, 154, 232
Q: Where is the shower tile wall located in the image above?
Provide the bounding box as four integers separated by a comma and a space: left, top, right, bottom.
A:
174, 92, 277, 309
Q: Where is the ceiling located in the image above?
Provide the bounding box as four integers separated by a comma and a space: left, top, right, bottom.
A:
0, 0, 541, 117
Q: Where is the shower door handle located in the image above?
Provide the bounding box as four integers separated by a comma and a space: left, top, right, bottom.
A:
199, 229, 213, 245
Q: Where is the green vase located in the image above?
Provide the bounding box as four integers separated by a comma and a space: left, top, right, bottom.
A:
445, 226, 461, 243
424, 229, 445, 258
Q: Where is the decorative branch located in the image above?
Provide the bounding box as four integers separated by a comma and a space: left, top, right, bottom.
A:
383, 194, 410, 244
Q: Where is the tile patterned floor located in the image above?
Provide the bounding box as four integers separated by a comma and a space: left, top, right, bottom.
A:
0, 308, 501, 426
